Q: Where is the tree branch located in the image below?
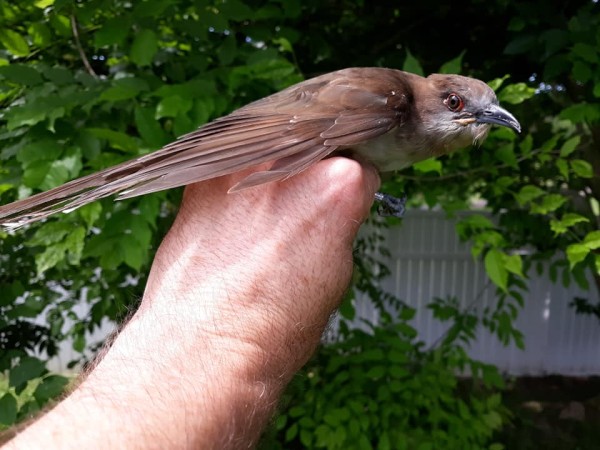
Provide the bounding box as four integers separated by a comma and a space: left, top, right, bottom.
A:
70, 15, 98, 78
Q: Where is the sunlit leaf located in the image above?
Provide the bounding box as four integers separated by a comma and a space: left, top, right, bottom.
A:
571, 159, 593, 178
484, 249, 508, 291
0, 29, 30, 56
413, 158, 442, 174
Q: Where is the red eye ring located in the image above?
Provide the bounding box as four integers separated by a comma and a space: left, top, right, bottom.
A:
444, 93, 464, 112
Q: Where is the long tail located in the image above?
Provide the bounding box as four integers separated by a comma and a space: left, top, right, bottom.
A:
0, 114, 341, 229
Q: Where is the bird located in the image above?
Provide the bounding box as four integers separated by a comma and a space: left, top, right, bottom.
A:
0, 67, 520, 228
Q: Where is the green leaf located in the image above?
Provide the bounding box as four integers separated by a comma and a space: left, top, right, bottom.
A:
130, 29, 158, 67
285, 422, 298, 441
0, 64, 43, 85
135, 106, 170, 147
100, 77, 149, 101
556, 159, 569, 180
483, 411, 503, 429
9, 356, 46, 388
339, 292, 356, 320
28, 221, 71, 246
571, 159, 593, 178
566, 243, 589, 269
64, 226, 86, 264
120, 235, 146, 270
35, 0, 54, 7
35, 243, 67, 274
78, 202, 102, 229
560, 136, 580, 157
273, 37, 293, 53
34, 375, 69, 403
299, 429, 312, 447
560, 103, 600, 123
550, 213, 589, 235
73, 333, 86, 353
94, 16, 132, 47
439, 51, 465, 74
87, 128, 138, 153
0, 394, 17, 425
49, 14, 71, 37
218, 35, 237, 65
457, 214, 495, 232
504, 35, 536, 55
17, 139, 63, 166
40, 152, 83, 190
584, 231, 600, 250
515, 185, 545, 206
23, 160, 51, 188
413, 158, 442, 174
530, 194, 566, 214
0, 29, 30, 56
495, 143, 518, 168
488, 75, 509, 92
399, 306, 416, 320
156, 95, 193, 119
485, 249, 508, 291
498, 83, 535, 105
403, 48, 424, 76
44, 67, 75, 85
519, 134, 533, 154
503, 253, 524, 278
572, 42, 598, 63
28, 22, 52, 47
572, 61, 592, 83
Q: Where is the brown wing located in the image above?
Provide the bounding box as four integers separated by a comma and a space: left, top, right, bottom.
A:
0, 67, 412, 228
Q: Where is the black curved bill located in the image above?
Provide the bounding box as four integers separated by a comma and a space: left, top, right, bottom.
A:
477, 104, 521, 133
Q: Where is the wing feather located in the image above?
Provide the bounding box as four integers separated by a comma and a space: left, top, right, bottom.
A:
0, 67, 413, 227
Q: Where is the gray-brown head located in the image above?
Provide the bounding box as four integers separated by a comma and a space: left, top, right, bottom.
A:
414, 73, 521, 153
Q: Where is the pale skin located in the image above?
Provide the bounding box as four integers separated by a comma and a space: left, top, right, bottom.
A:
3, 157, 379, 450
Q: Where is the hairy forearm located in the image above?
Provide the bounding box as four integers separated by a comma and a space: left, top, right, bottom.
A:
3, 158, 378, 449
6, 287, 311, 449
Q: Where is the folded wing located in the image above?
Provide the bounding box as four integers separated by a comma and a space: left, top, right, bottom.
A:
0, 68, 411, 228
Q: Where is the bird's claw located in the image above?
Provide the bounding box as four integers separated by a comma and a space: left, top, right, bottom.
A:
375, 192, 407, 218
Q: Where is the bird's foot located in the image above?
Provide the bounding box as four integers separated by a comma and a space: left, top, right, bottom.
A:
374, 192, 407, 218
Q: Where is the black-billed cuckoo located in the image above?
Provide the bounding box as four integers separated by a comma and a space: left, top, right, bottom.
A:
0, 68, 520, 228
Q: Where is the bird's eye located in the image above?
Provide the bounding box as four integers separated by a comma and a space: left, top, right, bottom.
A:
444, 93, 464, 112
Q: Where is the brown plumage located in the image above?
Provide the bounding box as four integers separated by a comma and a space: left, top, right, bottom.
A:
0, 68, 520, 228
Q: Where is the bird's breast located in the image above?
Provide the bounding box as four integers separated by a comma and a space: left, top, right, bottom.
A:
349, 128, 433, 172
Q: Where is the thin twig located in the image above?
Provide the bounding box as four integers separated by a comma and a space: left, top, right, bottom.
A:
70, 15, 98, 78
425, 279, 493, 352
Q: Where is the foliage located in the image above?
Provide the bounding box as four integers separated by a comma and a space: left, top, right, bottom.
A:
0, 0, 598, 446
260, 291, 509, 450
0, 359, 69, 429
259, 231, 518, 450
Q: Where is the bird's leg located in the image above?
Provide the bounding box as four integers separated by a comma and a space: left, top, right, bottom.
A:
374, 192, 407, 218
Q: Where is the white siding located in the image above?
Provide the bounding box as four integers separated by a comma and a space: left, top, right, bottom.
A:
349, 210, 600, 375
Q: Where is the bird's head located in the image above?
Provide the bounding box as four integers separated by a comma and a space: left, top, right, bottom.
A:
418, 74, 521, 153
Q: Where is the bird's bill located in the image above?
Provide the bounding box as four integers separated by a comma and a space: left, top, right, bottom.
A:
475, 104, 521, 133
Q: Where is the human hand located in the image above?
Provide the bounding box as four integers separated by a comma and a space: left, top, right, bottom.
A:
3, 157, 379, 450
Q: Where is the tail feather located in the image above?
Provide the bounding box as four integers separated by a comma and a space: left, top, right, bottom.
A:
0, 165, 142, 229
